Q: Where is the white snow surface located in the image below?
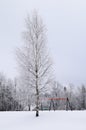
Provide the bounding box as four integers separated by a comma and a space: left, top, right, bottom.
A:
0, 111, 86, 130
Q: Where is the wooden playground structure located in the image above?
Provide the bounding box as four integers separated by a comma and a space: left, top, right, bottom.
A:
40, 97, 72, 111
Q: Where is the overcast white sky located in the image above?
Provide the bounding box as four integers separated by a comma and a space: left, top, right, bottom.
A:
0, 0, 86, 86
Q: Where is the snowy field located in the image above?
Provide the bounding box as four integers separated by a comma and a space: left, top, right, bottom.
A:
0, 111, 86, 130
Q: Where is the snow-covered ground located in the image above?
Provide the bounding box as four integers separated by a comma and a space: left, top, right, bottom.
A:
0, 111, 86, 130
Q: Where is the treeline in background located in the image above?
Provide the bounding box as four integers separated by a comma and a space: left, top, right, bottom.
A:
0, 73, 86, 111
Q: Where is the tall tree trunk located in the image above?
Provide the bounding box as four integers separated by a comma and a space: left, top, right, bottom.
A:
36, 87, 39, 117
36, 68, 39, 117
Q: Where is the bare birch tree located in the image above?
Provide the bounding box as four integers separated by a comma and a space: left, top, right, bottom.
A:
17, 12, 52, 116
